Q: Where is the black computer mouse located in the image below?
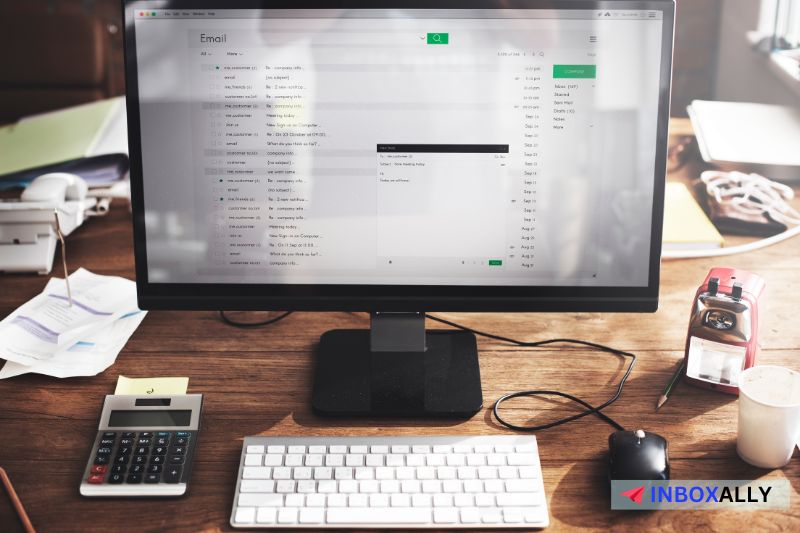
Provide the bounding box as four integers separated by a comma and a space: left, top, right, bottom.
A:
608, 429, 669, 481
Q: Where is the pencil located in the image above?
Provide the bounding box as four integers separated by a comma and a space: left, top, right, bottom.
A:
656, 360, 686, 411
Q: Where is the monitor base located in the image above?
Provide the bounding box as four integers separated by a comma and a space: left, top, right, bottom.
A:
312, 329, 483, 418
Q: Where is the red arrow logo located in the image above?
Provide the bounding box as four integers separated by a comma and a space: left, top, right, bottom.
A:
620, 485, 645, 504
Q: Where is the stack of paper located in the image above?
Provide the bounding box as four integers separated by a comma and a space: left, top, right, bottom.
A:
0, 268, 145, 379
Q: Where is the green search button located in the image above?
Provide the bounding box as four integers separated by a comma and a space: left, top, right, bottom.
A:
553, 64, 596, 78
427, 33, 449, 44
488, 259, 503, 266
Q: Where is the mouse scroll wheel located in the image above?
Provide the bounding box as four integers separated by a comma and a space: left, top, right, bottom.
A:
635, 429, 646, 440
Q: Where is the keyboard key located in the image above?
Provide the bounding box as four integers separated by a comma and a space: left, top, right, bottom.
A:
349, 494, 368, 507
171, 446, 187, 455
144, 473, 160, 484
119, 438, 134, 447
496, 493, 539, 507
318, 480, 336, 493
96, 447, 113, 455
137, 438, 151, 446
277, 508, 298, 524
371, 445, 388, 453
504, 507, 524, 523
391, 445, 409, 454
256, 507, 277, 524
169, 455, 185, 465
327, 508, 431, 524
299, 508, 324, 524
175, 432, 190, 438
412, 494, 432, 507
111, 465, 126, 474
243, 467, 271, 479
305, 454, 323, 467
239, 479, 275, 492
293, 467, 312, 480
297, 480, 315, 493
285, 454, 303, 467
147, 464, 162, 474
365, 454, 383, 467
244, 454, 262, 466
87, 474, 105, 484
267, 445, 285, 454
276, 481, 296, 493
152, 446, 167, 456
130, 465, 145, 475
120, 432, 135, 439
327, 494, 347, 507
173, 437, 189, 446
350, 445, 368, 454
239, 493, 282, 507
507, 453, 536, 466
94, 455, 110, 465
306, 494, 325, 506
433, 508, 459, 523
108, 473, 124, 484
156, 432, 171, 438
234, 507, 255, 524
164, 466, 182, 483
345, 454, 364, 467
330, 445, 347, 454
140, 432, 153, 438
391, 493, 411, 507
272, 467, 291, 480
102, 432, 117, 438
117, 447, 131, 456
506, 479, 536, 492
99, 438, 115, 447
285, 494, 304, 507
90, 465, 108, 475
308, 445, 326, 454
461, 507, 481, 523
134, 447, 149, 456
150, 456, 165, 465
126, 474, 142, 484
263, 455, 282, 467
288, 445, 306, 454
133, 456, 147, 465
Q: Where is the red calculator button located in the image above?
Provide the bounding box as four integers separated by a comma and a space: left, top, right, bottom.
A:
88, 474, 105, 484
91, 465, 108, 475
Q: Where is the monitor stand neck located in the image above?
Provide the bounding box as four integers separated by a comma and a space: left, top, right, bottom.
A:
312, 312, 483, 418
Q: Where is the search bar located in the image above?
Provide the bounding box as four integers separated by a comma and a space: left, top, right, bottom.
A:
427, 33, 449, 44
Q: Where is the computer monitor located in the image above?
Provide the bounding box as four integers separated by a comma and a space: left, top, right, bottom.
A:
123, 1, 675, 417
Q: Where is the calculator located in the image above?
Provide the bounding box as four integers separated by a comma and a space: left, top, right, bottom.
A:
80, 394, 203, 497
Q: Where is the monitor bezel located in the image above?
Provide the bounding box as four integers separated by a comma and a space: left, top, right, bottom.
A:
122, 0, 674, 312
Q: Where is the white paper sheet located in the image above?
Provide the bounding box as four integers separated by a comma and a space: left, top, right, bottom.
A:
0, 268, 143, 376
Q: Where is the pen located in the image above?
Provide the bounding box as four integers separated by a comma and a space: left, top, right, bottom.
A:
656, 360, 686, 411
53, 210, 73, 306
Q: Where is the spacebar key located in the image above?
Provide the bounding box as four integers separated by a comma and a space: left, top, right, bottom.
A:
327, 508, 431, 524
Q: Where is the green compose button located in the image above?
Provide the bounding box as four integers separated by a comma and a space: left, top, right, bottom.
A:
488, 260, 503, 266
427, 33, 449, 44
553, 65, 596, 78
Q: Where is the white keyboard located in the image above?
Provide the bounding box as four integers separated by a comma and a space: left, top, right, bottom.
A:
230, 436, 548, 529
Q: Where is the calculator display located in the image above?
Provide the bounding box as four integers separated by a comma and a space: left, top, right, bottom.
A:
108, 409, 192, 427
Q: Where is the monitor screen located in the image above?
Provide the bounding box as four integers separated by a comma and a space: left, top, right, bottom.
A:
127, 2, 671, 307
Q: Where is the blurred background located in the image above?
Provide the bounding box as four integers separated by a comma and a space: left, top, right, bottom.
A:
0, 0, 798, 124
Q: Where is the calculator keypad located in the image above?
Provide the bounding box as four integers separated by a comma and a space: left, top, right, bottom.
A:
86, 431, 194, 486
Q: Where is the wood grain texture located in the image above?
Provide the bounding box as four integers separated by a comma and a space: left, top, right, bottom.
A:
1, 120, 798, 532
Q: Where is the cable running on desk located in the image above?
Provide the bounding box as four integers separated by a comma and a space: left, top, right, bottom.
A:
216, 310, 634, 431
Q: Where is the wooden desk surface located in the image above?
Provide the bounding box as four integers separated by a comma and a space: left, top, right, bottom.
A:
1, 120, 799, 532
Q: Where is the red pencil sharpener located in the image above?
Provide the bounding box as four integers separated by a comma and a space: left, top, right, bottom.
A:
683, 267, 765, 395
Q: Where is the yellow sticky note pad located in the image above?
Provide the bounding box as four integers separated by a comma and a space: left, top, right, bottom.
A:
115, 376, 189, 395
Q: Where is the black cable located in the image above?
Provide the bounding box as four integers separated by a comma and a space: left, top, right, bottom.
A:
426, 314, 635, 432
215, 308, 633, 431
218, 310, 293, 328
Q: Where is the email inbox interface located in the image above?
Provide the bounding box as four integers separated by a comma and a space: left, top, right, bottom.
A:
135, 10, 663, 286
